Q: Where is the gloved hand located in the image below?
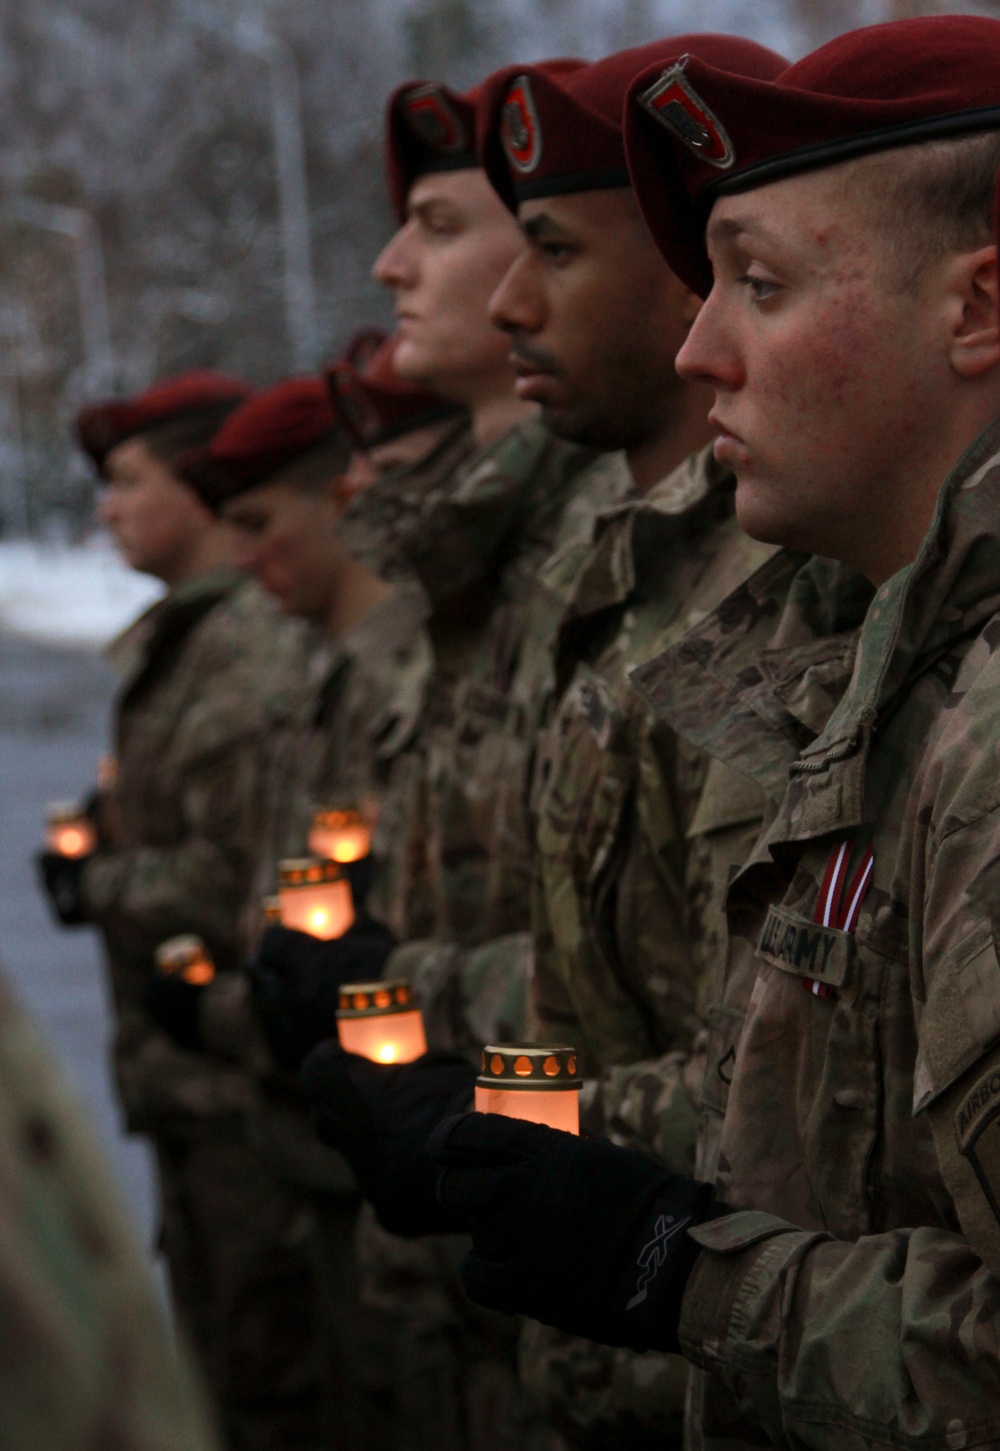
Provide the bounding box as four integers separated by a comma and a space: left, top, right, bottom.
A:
429, 1112, 726, 1353
143, 972, 205, 1052
300, 1044, 476, 1236
248, 920, 397, 1072
36, 851, 91, 927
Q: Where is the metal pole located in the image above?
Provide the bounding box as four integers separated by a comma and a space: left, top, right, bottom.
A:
187, 8, 318, 370
0, 197, 115, 393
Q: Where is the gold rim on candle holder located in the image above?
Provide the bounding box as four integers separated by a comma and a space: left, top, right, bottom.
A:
279, 857, 344, 887
476, 1043, 582, 1092
338, 979, 416, 1019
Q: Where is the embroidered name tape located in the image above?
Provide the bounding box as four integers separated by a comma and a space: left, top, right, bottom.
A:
638, 61, 735, 169
757, 904, 852, 989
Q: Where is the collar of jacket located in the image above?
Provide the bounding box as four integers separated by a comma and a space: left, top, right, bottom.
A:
108, 567, 244, 688
631, 546, 874, 806
337, 415, 594, 608
541, 446, 742, 631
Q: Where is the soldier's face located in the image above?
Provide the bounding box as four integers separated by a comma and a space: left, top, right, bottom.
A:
372, 170, 523, 404
99, 438, 218, 582
222, 480, 347, 621
676, 167, 954, 580
489, 189, 699, 450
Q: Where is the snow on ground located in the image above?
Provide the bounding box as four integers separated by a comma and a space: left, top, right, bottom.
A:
0, 537, 163, 648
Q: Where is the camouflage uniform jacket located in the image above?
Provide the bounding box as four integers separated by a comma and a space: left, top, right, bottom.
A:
0, 965, 220, 1449
522, 452, 773, 1450
340, 418, 614, 1047
626, 420, 1000, 1448
83, 570, 308, 1134
531, 448, 775, 1087
254, 582, 433, 905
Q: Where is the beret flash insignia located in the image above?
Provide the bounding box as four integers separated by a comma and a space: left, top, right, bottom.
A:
501, 75, 542, 175
638, 61, 735, 169
402, 84, 468, 154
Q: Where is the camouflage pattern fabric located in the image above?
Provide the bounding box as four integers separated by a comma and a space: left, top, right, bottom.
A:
0, 965, 220, 1450
623, 428, 1000, 1447
82, 570, 335, 1451
343, 424, 617, 1451
522, 449, 775, 1447
83, 569, 309, 1132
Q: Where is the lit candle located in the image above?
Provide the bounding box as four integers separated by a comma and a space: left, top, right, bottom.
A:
155, 934, 216, 986
337, 979, 428, 1064
475, 1043, 582, 1134
308, 808, 372, 864
45, 801, 97, 859
278, 857, 355, 941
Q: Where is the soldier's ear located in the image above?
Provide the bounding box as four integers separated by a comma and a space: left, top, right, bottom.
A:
946, 244, 1000, 379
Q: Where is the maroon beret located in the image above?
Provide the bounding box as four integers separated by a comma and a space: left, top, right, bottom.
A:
385, 81, 482, 221
479, 38, 784, 214
327, 336, 462, 449
624, 14, 1000, 297
76, 370, 251, 477
177, 377, 343, 508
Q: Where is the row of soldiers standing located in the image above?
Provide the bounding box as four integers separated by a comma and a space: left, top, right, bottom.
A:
18, 10, 1000, 1450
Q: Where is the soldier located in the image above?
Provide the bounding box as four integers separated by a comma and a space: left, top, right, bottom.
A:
40, 372, 323, 1451
415, 16, 1000, 1450
293, 72, 609, 1451
0, 961, 222, 1449
475, 38, 784, 1448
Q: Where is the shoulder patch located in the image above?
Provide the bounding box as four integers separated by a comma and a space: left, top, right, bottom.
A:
501, 75, 542, 175
402, 83, 468, 154
637, 60, 735, 170
956, 1063, 1000, 1222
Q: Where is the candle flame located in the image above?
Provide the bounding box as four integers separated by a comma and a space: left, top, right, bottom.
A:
309, 908, 329, 932
377, 1043, 397, 1063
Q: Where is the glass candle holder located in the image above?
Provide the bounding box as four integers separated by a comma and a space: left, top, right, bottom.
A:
475, 1043, 582, 1134
278, 858, 355, 941
337, 979, 428, 1064
45, 801, 97, 859
155, 934, 216, 986
308, 808, 372, 864
261, 894, 282, 927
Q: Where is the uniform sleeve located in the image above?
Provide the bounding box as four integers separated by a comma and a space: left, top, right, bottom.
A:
677, 799, 1000, 1447
386, 932, 535, 1059
0, 971, 221, 1450
81, 712, 266, 969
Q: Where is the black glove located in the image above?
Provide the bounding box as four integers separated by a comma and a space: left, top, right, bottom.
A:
341, 855, 374, 910
36, 851, 91, 927
248, 920, 397, 1072
430, 1113, 725, 1353
143, 972, 205, 1052
300, 1044, 476, 1236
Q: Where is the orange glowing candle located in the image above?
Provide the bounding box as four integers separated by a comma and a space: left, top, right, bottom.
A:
45, 801, 97, 859
337, 979, 428, 1064
155, 934, 216, 986
278, 858, 355, 941
475, 1043, 582, 1134
308, 808, 372, 864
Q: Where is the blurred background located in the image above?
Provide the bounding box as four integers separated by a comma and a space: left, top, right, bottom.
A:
0, 0, 996, 1257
